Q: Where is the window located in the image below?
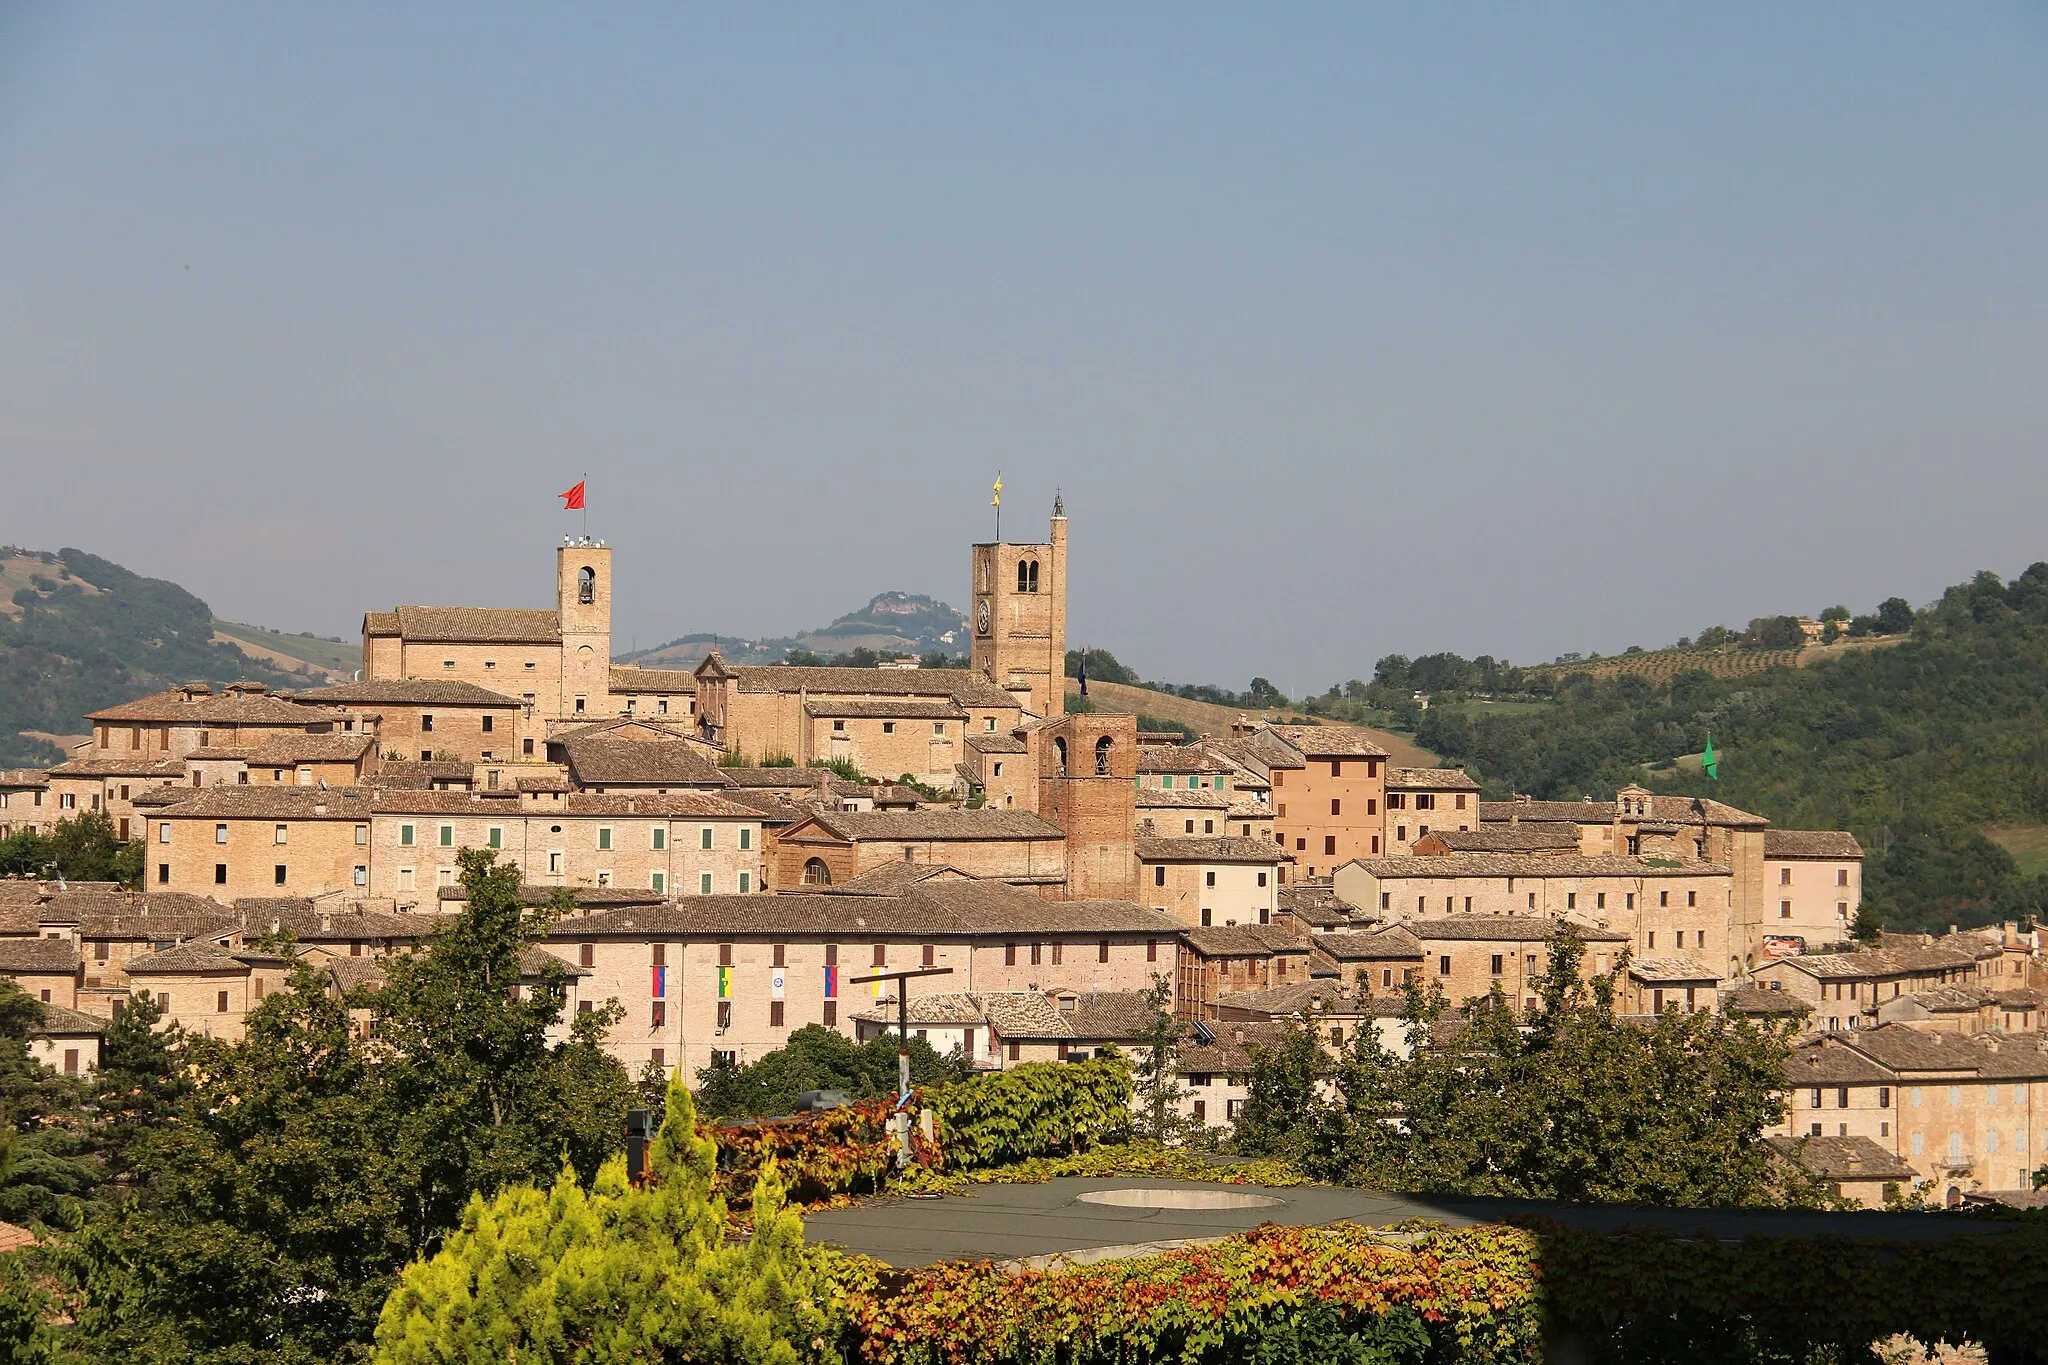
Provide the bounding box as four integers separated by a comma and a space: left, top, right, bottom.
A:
1200, 908, 1212, 926
1781, 867, 1792, 885
739, 828, 752, 851
1097, 940, 1110, 964
1647, 932, 1656, 949
701, 872, 715, 894
1438, 955, 1451, 976
401, 824, 415, 847
214, 863, 227, 885
1030, 943, 1042, 966
421, 714, 434, 733
822, 1000, 837, 1025
214, 823, 228, 845
598, 827, 612, 851
738, 872, 752, 893
1687, 891, 1697, 908
523, 738, 534, 756
274, 864, 287, 886
882, 722, 895, 735
1566, 893, 1576, 910
770, 1000, 785, 1028
353, 865, 367, 887
578, 565, 595, 604
1781, 901, 1792, 919
1323, 836, 1336, 856
651, 1000, 666, 1028
487, 827, 502, 849
439, 825, 453, 848
1490, 954, 1504, 975
701, 827, 714, 850
1626, 893, 1636, 910
1204, 870, 1217, 888
650, 871, 665, 894
157, 863, 169, 884
652, 827, 666, 850
934, 722, 947, 737
1659, 891, 1669, 908
922, 944, 935, 968
1838, 868, 1849, 886
574, 696, 586, 714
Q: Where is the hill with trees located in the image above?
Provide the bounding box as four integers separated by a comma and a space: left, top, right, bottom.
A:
0, 547, 312, 768
1400, 565, 2048, 936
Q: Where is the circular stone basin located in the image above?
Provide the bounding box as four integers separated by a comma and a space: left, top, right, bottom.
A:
1075, 1187, 1285, 1210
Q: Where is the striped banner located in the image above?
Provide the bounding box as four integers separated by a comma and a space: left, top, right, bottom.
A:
651, 965, 666, 999
823, 965, 838, 999
716, 965, 731, 1000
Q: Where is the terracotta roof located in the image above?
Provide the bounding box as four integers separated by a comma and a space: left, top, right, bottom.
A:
803, 699, 968, 720
0, 938, 81, 972
517, 774, 572, 793
609, 665, 698, 694
0, 769, 49, 787
1783, 1036, 1897, 1085
552, 885, 1180, 939
89, 687, 349, 727
1763, 830, 1865, 860
1419, 826, 1581, 854
816, 863, 980, 896
718, 768, 837, 790
1276, 885, 1352, 928
185, 734, 376, 764
124, 941, 267, 974
1311, 928, 1423, 961
562, 792, 766, 819
798, 810, 1064, 842
46, 757, 186, 778
850, 992, 985, 1026
363, 611, 399, 635
370, 790, 517, 814
559, 734, 729, 788
976, 990, 1157, 1042
1720, 985, 1811, 1016
1836, 1025, 2048, 1079
294, 679, 522, 707
438, 883, 666, 909
390, 606, 559, 644
1135, 748, 1229, 775
1136, 789, 1229, 811
965, 733, 1028, 755
1213, 979, 1373, 1017
1176, 1021, 1294, 1074
325, 956, 389, 991
730, 666, 1017, 708
1626, 955, 1722, 983
32, 1003, 103, 1035
1134, 836, 1287, 864
1386, 767, 1480, 791
1181, 925, 1311, 957
1769, 943, 1984, 981
1269, 726, 1388, 759
1764, 1135, 1916, 1182
1341, 854, 1729, 879
151, 787, 377, 819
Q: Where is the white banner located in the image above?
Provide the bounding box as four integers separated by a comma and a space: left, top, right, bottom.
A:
770, 968, 786, 1000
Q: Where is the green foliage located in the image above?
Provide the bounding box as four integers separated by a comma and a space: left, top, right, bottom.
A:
373, 1072, 840, 1365
0, 834, 47, 880
47, 812, 140, 887
1238, 930, 1821, 1209
1064, 648, 1139, 686
1130, 978, 1194, 1145
88, 992, 188, 1184
806, 757, 866, 782
0, 985, 97, 1232
693, 1025, 968, 1120
1744, 614, 1807, 649
925, 1056, 1132, 1171
0, 547, 308, 767
71, 851, 633, 1362
1416, 562, 2048, 934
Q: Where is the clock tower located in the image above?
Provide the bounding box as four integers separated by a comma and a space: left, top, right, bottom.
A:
970, 494, 1068, 719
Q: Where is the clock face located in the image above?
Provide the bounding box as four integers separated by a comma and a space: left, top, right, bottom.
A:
975, 598, 992, 636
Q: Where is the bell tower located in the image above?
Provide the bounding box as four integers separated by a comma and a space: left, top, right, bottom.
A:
557, 538, 614, 722
970, 494, 1068, 718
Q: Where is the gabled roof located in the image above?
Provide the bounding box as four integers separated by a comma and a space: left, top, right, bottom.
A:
1417, 826, 1581, 854
850, 993, 986, 1026
123, 941, 271, 975
975, 990, 1156, 1042
1133, 835, 1287, 865
552, 884, 1179, 939
1784, 1036, 1899, 1085
1311, 927, 1423, 961
1404, 915, 1628, 944
1181, 925, 1311, 957
795, 810, 1063, 843
558, 733, 729, 788
46, 757, 186, 778
32, 1003, 103, 1036
1269, 725, 1388, 759
728, 666, 1017, 708
1340, 854, 1728, 879
89, 686, 349, 727
185, 734, 377, 764
609, 665, 698, 694
0, 938, 81, 972
1626, 955, 1721, 983
1764, 1134, 1915, 1182
815, 863, 981, 896
1135, 747, 1230, 775
150, 787, 378, 819
1719, 985, 1811, 1017
1763, 830, 1865, 860
293, 679, 522, 707
1478, 795, 1770, 829
389, 606, 559, 644
1386, 767, 1481, 791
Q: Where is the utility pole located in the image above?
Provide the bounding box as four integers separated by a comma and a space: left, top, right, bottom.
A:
847, 965, 954, 1166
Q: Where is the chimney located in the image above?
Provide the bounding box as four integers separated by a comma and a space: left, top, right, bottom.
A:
319, 912, 331, 934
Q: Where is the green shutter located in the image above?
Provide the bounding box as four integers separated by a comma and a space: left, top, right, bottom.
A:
488, 827, 501, 850
700, 872, 712, 895
651, 872, 665, 894
598, 827, 611, 851
401, 824, 414, 847
439, 825, 453, 847
739, 828, 751, 851
652, 828, 665, 850
701, 828, 713, 850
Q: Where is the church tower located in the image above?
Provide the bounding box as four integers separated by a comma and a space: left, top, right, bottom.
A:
556, 538, 614, 722
970, 495, 1067, 718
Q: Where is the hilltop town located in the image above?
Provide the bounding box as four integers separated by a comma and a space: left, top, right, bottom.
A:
1, 497, 2038, 1219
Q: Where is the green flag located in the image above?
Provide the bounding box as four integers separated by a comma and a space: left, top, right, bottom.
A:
1702, 734, 1718, 781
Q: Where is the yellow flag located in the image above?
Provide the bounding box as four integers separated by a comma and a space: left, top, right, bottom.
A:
991, 474, 1002, 508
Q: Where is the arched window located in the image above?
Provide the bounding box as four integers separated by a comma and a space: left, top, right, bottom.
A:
577, 566, 596, 605
1094, 735, 1113, 775
803, 858, 832, 886
1052, 737, 1068, 777
1017, 560, 1031, 593
1028, 561, 1040, 593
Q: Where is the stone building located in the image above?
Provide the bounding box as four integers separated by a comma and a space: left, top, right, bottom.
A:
1175, 925, 1312, 1021
969, 500, 1067, 719
1760, 829, 1864, 951
772, 809, 1067, 892
1261, 727, 1390, 878
147, 787, 377, 902
1135, 835, 1286, 928
290, 679, 524, 765
362, 539, 616, 756
1031, 711, 1140, 902
1380, 767, 1481, 854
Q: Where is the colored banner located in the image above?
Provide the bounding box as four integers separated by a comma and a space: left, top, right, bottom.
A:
651, 965, 666, 999
716, 965, 731, 999
770, 968, 786, 1001
823, 965, 838, 999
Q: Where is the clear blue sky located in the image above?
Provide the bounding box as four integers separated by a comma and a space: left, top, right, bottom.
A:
4, 3, 2045, 691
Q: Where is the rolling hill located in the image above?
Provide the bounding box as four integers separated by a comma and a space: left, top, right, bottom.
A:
621, 592, 969, 669
0, 547, 316, 767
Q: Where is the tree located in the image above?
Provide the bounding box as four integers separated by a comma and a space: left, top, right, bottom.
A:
73, 851, 634, 1361
0, 982, 98, 1230
90, 992, 190, 1183
1130, 977, 1190, 1143
1245, 678, 1287, 708
1064, 648, 1139, 686
44, 811, 140, 886
693, 1025, 966, 1120
1819, 605, 1851, 625
1875, 596, 1915, 634
1744, 616, 1806, 650
1231, 1023, 1332, 1169
371, 1071, 839, 1365
0, 831, 48, 879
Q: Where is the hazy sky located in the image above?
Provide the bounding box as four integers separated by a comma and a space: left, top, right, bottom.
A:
4, 4, 2045, 692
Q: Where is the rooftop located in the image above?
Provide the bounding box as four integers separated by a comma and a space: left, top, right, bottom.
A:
292, 679, 523, 707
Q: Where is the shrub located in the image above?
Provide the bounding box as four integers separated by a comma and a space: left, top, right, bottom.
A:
925, 1057, 1132, 1171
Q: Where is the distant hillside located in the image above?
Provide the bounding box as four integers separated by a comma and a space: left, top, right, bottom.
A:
0, 547, 315, 767
1521, 635, 1907, 685
1065, 678, 1435, 766
212, 621, 361, 680
621, 592, 968, 669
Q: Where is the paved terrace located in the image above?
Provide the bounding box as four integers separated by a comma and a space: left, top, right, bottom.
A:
802, 1175, 2022, 1270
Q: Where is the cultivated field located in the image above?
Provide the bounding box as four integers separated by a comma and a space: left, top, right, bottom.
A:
1985, 825, 2048, 880
1526, 635, 1906, 686
213, 622, 362, 680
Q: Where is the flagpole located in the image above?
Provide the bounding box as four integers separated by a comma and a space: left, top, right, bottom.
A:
581, 470, 588, 542
993, 471, 1002, 543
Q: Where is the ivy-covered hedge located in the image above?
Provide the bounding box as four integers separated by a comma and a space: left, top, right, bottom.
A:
924, 1057, 1132, 1171
714, 1100, 902, 1208
842, 1221, 1543, 1365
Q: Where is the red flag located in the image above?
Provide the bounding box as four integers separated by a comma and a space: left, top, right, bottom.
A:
559, 481, 586, 510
